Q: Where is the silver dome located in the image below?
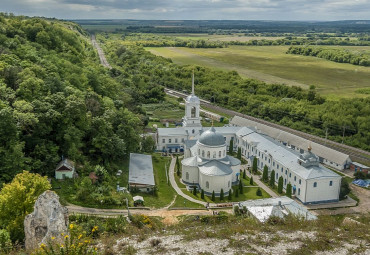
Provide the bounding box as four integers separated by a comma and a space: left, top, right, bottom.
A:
198, 127, 225, 147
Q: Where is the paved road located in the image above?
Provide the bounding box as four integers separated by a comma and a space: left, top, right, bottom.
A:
91, 35, 112, 69
165, 88, 370, 165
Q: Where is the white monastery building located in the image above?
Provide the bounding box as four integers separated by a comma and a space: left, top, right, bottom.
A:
156, 75, 341, 204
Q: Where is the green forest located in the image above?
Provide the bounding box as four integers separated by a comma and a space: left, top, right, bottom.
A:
0, 15, 153, 185
98, 34, 370, 153
287, 45, 369, 66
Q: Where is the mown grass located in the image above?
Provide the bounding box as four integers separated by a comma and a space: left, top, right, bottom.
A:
147, 45, 370, 98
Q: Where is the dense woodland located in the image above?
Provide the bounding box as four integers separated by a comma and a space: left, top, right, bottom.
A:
0, 15, 148, 185
99, 35, 370, 153
287, 45, 370, 66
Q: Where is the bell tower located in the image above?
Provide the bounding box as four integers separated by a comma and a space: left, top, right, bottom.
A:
183, 71, 202, 135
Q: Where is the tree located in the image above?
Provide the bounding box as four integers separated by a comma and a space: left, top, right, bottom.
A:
220, 189, 224, 201
286, 183, 292, 198
229, 139, 234, 154
201, 189, 204, 199
176, 155, 181, 177
237, 147, 241, 160
278, 176, 284, 194
211, 191, 215, 201
228, 189, 232, 200
141, 136, 155, 153
0, 171, 51, 242
239, 180, 244, 194
193, 186, 197, 196
256, 188, 262, 196
262, 165, 269, 182
235, 188, 239, 198
269, 170, 275, 187
250, 176, 254, 185
252, 157, 258, 174
339, 178, 350, 200
243, 169, 246, 179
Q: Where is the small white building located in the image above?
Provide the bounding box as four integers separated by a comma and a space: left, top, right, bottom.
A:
55, 159, 76, 180
235, 196, 317, 222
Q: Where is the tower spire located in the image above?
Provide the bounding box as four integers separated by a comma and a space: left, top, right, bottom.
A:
192, 70, 195, 95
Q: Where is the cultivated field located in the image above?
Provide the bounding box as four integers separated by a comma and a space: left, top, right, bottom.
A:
147, 45, 370, 97
158, 33, 286, 42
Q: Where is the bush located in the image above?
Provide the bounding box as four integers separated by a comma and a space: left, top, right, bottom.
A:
201, 189, 205, 199
0, 229, 12, 253
286, 183, 292, 198
228, 189, 232, 200
262, 165, 269, 182
220, 189, 224, 201
340, 178, 350, 200
211, 191, 215, 201
239, 180, 243, 194
278, 176, 284, 194
269, 170, 275, 187
250, 176, 254, 185
256, 188, 262, 196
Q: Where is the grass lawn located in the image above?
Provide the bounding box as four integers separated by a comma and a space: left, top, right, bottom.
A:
170, 195, 204, 209
147, 45, 370, 98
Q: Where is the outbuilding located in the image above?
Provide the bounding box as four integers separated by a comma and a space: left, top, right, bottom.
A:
55, 159, 76, 180
129, 153, 155, 192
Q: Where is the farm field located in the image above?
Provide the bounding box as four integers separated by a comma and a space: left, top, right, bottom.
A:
157, 33, 286, 42
147, 45, 370, 97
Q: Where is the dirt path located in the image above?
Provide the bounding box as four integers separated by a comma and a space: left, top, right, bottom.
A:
91, 35, 112, 69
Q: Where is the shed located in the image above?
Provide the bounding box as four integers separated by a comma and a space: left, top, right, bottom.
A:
129, 153, 155, 192
133, 195, 145, 206
55, 159, 76, 180
350, 162, 369, 174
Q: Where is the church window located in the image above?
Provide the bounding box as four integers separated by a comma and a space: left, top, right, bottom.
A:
169, 139, 171, 143
206, 181, 209, 189
298, 188, 301, 195
175, 138, 178, 143
228, 181, 230, 188
294, 176, 296, 181
202, 150, 205, 157
186, 172, 189, 180
276, 173, 278, 179
329, 181, 333, 186
223, 150, 226, 156
219, 151, 221, 157
192, 129, 195, 134
285, 170, 287, 175
213, 152, 216, 158
191, 107, 196, 118
207, 151, 210, 158
273, 162, 275, 166
313, 182, 317, 187
162, 139, 165, 143
268, 159, 270, 163
289, 173, 291, 178
277, 164, 279, 169
284, 179, 287, 185
299, 179, 301, 185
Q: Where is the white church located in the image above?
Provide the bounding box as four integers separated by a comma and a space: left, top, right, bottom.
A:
156, 75, 341, 204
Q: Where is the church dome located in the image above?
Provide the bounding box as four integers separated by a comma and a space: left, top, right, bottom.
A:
186, 94, 200, 103
198, 127, 225, 147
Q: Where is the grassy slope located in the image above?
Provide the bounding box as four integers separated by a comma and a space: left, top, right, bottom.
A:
147, 45, 370, 98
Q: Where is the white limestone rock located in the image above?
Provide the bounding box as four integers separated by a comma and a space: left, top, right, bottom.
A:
24, 190, 69, 251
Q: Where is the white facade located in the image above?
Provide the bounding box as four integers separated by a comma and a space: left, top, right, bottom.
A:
157, 83, 341, 204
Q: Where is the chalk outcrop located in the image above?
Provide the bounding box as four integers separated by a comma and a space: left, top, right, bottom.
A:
24, 190, 69, 251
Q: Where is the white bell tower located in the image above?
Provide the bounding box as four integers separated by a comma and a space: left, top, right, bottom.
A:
183, 71, 202, 135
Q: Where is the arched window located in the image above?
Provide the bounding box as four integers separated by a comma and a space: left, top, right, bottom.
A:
313, 182, 317, 187
219, 151, 221, 157
207, 151, 210, 158
298, 188, 301, 195
186, 172, 189, 180
191, 107, 196, 118
294, 176, 296, 181
206, 181, 209, 189
284, 179, 287, 185
299, 179, 301, 185
213, 151, 216, 158
276, 173, 278, 179
329, 181, 333, 186
202, 150, 205, 157
192, 129, 195, 134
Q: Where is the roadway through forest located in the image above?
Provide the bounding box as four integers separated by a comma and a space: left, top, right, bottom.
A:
165, 89, 370, 165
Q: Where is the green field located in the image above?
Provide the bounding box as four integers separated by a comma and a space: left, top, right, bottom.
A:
147, 45, 370, 97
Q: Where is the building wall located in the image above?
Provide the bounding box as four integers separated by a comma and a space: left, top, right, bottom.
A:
157, 135, 188, 151
304, 178, 341, 204
231, 165, 240, 183
197, 143, 227, 160
199, 172, 232, 196
55, 170, 74, 180
182, 165, 199, 185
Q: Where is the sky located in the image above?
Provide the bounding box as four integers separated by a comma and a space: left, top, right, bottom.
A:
1, 0, 370, 21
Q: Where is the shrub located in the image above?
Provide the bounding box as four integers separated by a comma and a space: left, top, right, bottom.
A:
229, 140, 234, 154
239, 180, 243, 194
340, 178, 350, 200
235, 188, 239, 198
193, 186, 197, 195
250, 176, 254, 185
262, 165, 269, 182
269, 170, 275, 187
211, 191, 215, 201
252, 157, 258, 173
220, 189, 224, 201
256, 188, 262, 196
228, 189, 232, 200
201, 189, 205, 199
286, 183, 292, 198
0, 229, 12, 252
278, 176, 284, 194
243, 169, 246, 179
